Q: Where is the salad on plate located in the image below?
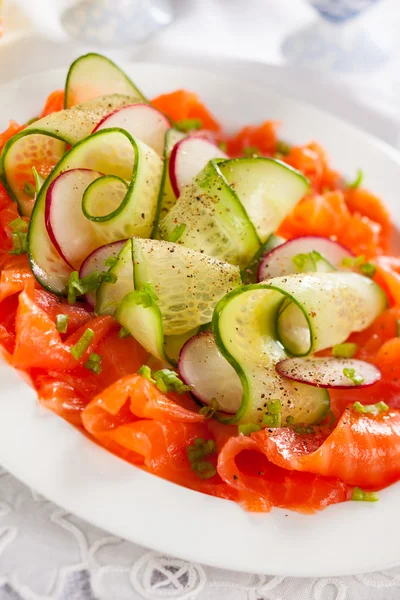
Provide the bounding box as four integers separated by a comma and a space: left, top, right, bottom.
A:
0, 53, 399, 514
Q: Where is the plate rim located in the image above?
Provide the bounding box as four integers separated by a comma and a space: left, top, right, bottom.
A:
1, 61, 400, 578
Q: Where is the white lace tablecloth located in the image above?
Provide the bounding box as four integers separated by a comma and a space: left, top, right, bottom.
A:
2, 1, 400, 598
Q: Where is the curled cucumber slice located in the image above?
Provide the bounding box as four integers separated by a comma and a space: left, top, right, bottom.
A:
65, 52, 146, 107
159, 160, 260, 268
207, 272, 386, 425
28, 129, 163, 295
0, 94, 136, 216
113, 237, 241, 364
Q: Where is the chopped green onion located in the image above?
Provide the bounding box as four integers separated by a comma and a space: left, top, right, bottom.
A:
153, 368, 191, 394
360, 262, 376, 278
341, 255, 366, 268
23, 181, 36, 198
292, 250, 322, 272
353, 401, 389, 415
70, 328, 94, 360
129, 282, 159, 309
285, 415, 295, 426
343, 367, 364, 385
9, 217, 28, 233
168, 223, 186, 243
348, 169, 363, 189
55, 314, 69, 333
332, 342, 358, 358
293, 425, 315, 434
32, 167, 43, 195
218, 141, 227, 153
262, 399, 282, 428
351, 487, 379, 502
238, 423, 262, 436
176, 118, 203, 132
118, 326, 131, 338
67, 269, 116, 305
104, 256, 118, 268
84, 352, 103, 374
243, 145, 259, 157
187, 438, 216, 479
137, 365, 191, 395
137, 365, 153, 380
276, 140, 291, 155
9, 232, 27, 255
192, 461, 217, 479
199, 398, 219, 419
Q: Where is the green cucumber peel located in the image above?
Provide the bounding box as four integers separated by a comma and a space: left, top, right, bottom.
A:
159, 159, 260, 268
211, 272, 386, 425
64, 53, 146, 108
0, 94, 137, 216
28, 127, 163, 295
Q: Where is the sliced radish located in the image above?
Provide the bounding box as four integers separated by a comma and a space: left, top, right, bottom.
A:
169, 136, 227, 197
45, 169, 103, 269
79, 240, 126, 307
275, 357, 381, 389
178, 331, 242, 413
258, 236, 354, 281
93, 104, 170, 156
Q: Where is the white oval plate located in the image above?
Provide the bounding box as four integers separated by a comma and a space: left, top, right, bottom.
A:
1, 63, 400, 578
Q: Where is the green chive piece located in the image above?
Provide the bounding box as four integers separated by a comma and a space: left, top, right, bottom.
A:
243, 145, 259, 157
342, 255, 366, 268
218, 141, 227, 153
199, 398, 219, 420
23, 181, 36, 198
343, 367, 364, 385
187, 438, 216, 479
100, 272, 118, 284
137, 365, 153, 380
332, 342, 358, 358
292, 250, 323, 272
84, 352, 103, 374
285, 415, 295, 426
9, 217, 28, 233
56, 314, 69, 334
153, 368, 191, 395
360, 262, 376, 278
353, 401, 389, 415
104, 256, 118, 268
70, 328, 94, 360
168, 223, 186, 243
348, 169, 364, 189
238, 423, 262, 436
176, 118, 203, 132
118, 326, 130, 338
9, 232, 27, 255
276, 140, 291, 155
192, 461, 217, 479
67, 270, 102, 304
130, 283, 159, 309
351, 487, 379, 502
262, 399, 282, 428
32, 167, 44, 195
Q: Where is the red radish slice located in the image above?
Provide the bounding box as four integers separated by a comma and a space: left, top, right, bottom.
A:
179, 331, 242, 413
169, 136, 227, 197
258, 236, 354, 281
79, 240, 126, 307
45, 169, 103, 270
276, 357, 381, 389
93, 103, 170, 155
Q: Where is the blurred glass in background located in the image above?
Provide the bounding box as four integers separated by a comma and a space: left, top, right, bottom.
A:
282, 0, 388, 72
